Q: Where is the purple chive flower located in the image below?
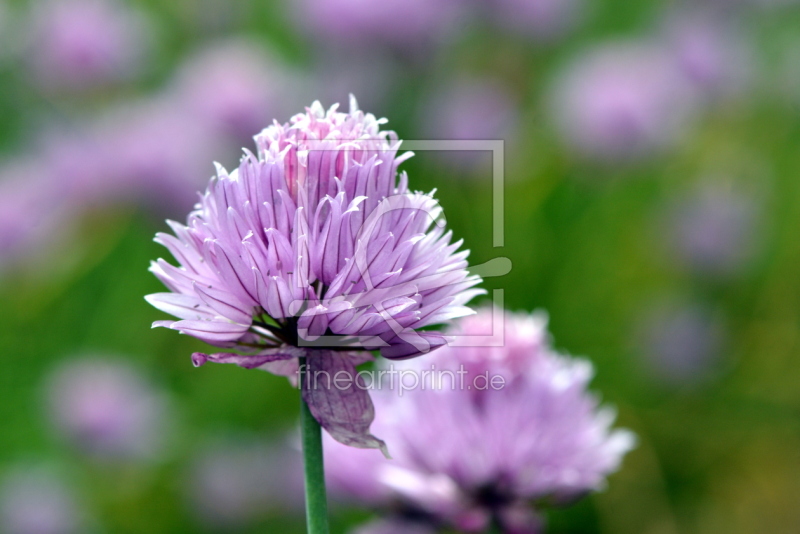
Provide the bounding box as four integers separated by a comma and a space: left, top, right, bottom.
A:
0, 2, 16, 63
0, 98, 224, 274
172, 40, 294, 142
36, 128, 126, 211
309, 50, 395, 117
45, 358, 171, 460
94, 97, 230, 214
737, 0, 799, 10
419, 78, 518, 172
185, 436, 303, 528
0, 161, 71, 270
294, 0, 462, 51
661, 11, 751, 98
549, 42, 694, 162
25, 0, 150, 92
637, 301, 726, 384
489, 0, 582, 41
663, 181, 760, 276
146, 97, 483, 453
0, 468, 84, 534
324, 308, 635, 533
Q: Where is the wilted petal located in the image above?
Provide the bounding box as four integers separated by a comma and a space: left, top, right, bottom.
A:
192, 347, 305, 370
301, 350, 389, 457
261, 358, 301, 386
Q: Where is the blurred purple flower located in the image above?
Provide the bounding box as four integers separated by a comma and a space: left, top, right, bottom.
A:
549, 42, 694, 162
325, 308, 635, 533
0, 2, 17, 63
146, 97, 482, 453
172, 40, 294, 142
186, 437, 302, 528
0, 97, 226, 274
489, 0, 582, 41
61, 73, 243, 215
664, 181, 760, 276
309, 50, 395, 116
25, 0, 150, 92
420, 77, 518, 171
661, 11, 751, 98
742, 0, 799, 9
36, 129, 121, 208
81, 96, 230, 215
637, 301, 726, 384
0, 468, 84, 534
0, 161, 71, 270
45, 358, 172, 460
293, 0, 463, 51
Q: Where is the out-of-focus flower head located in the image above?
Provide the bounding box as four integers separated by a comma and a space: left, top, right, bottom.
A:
146, 97, 483, 453
185, 436, 303, 528
293, 0, 463, 52
664, 181, 761, 276
309, 50, 395, 117
325, 308, 635, 533
0, 94, 227, 275
420, 77, 518, 172
94, 97, 229, 215
549, 41, 694, 162
428, 79, 516, 141
0, 467, 85, 534
661, 9, 751, 98
637, 301, 726, 385
172, 39, 294, 142
36, 128, 119, 208
488, 0, 582, 41
0, 1, 18, 63
740, 0, 799, 10
25, 0, 151, 92
0, 160, 73, 271
45, 357, 172, 460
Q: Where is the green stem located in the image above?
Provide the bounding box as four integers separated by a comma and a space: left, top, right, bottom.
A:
299, 356, 330, 534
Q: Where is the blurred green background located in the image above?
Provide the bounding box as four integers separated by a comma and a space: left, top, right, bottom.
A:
1, 0, 800, 532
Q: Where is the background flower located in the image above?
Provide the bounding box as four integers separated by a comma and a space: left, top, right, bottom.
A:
660, 180, 762, 276
0, 467, 87, 534
488, 0, 583, 41
325, 308, 635, 533
292, 0, 463, 52
635, 300, 727, 385
24, 0, 151, 92
44, 357, 172, 461
184, 435, 302, 529
548, 41, 694, 162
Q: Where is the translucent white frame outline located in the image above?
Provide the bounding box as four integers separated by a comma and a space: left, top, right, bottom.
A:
293, 139, 509, 349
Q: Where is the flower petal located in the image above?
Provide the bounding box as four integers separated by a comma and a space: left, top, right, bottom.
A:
301, 350, 389, 458
191, 349, 297, 369
379, 331, 449, 360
